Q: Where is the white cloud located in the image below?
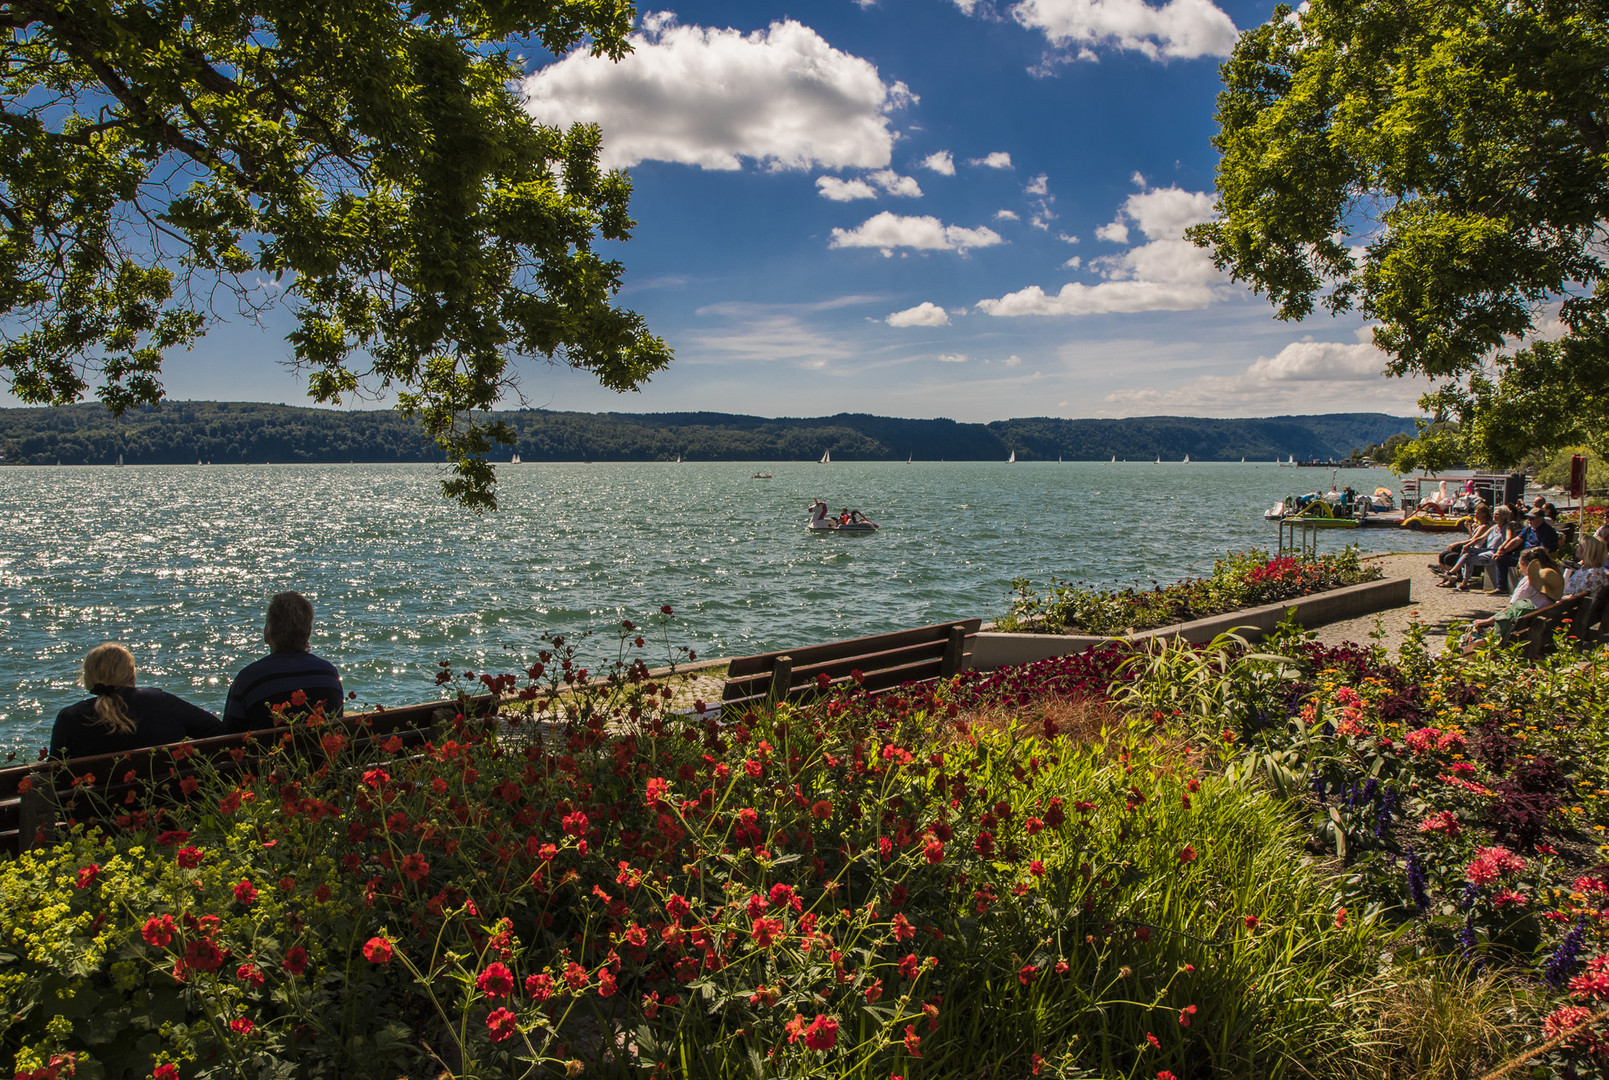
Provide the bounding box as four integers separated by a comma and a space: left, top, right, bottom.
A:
1025, 173, 1050, 196
1002, 354, 1023, 367
1008, 0, 1239, 61
979, 184, 1232, 316
817, 176, 879, 201
1114, 186, 1218, 240
1058, 232, 1080, 244
830, 212, 1004, 255
976, 279, 1219, 316
522, 16, 915, 171
1063, 255, 1081, 269
1101, 335, 1428, 414
887, 301, 952, 327
869, 169, 923, 197
816, 170, 922, 201
969, 151, 1014, 169
995, 209, 1021, 221
937, 352, 970, 363
920, 150, 956, 175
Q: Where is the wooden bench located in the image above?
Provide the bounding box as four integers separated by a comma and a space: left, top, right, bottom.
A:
720, 619, 981, 714
0, 695, 493, 858
1508, 593, 1586, 659
1567, 585, 1609, 646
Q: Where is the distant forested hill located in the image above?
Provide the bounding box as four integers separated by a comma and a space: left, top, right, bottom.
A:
0, 402, 1415, 465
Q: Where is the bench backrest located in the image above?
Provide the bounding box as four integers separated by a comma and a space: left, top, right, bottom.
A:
721, 619, 982, 713
1572, 585, 1609, 645
1510, 593, 1585, 659
0, 695, 491, 858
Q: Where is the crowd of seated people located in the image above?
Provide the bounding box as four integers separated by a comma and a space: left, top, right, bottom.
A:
47, 591, 344, 762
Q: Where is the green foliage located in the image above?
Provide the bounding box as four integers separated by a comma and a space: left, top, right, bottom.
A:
998, 548, 1383, 636
1195, 0, 1609, 467
0, 404, 1417, 466
0, 631, 1396, 1079
0, 0, 672, 508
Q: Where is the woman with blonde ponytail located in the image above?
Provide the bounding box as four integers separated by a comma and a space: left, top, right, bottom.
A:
50, 643, 222, 760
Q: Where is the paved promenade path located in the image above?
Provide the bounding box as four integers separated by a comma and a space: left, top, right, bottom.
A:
1310, 551, 1510, 652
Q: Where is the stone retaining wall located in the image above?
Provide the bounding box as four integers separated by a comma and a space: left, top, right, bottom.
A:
967, 576, 1412, 671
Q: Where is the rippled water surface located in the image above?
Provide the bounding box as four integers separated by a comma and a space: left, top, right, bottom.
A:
1, 460, 1436, 750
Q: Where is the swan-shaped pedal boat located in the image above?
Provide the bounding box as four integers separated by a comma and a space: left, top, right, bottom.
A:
807, 500, 879, 534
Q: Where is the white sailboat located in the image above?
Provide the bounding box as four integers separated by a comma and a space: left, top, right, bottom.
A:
674, 454, 682, 463
116, 453, 123, 467
511, 452, 521, 464
1007, 450, 1016, 463
907, 453, 912, 464
1183, 453, 1190, 463
819, 449, 830, 464
1110, 455, 1115, 463
1155, 454, 1161, 464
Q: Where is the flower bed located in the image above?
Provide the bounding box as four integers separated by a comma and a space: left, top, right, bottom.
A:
997, 548, 1383, 636
3, 625, 1383, 1080
10, 609, 1609, 1077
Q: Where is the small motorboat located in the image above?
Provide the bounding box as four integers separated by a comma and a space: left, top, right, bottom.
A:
752, 472, 772, 479
807, 500, 879, 533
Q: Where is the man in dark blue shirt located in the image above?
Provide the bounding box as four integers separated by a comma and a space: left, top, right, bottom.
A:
1522, 509, 1560, 554
222, 591, 344, 732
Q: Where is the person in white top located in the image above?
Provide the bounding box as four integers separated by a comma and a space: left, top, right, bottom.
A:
1465, 546, 1564, 647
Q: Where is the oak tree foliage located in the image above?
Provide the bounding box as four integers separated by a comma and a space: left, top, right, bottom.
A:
1191, 0, 1609, 469
0, 0, 670, 507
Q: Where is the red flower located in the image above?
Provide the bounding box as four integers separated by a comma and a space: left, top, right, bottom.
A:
1335, 908, 1347, 928
1178, 846, 1197, 863
74, 864, 99, 889
182, 938, 227, 974
903, 1024, 922, 1057
526, 973, 554, 1001
899, 953, 920, 979
233, 879, 258, 906
1178, 1004, 1197, 1027
282, 946, 308, 976
362, 936, 394, 964
864, 978, 883, 1003
1243, 915, 1259, 930
477, 961, 515, 999
362, 768, 389, 790
1018, 964, 1039, 985
176, 846, 203, 869
1146, 1032, 1160, 1049
142, 914, 176, 949
1023, 816, 1044, 835
563, 961, 588, 991
400, 853, 429, 884
236, 963, 264, 988
924, 836, 945, 864
290, 689, 307, 707
153, 1065, 179, 1080
230, 1016, 254, 1035
645, 777, 670, 805
751, 916, 784, 948
1158, 1073, 1178, 1080
218, 792, 241, 815
666, 894, 691, 921
598, 969, 618, 997
811, 799, 833, 819
486, 1007, 518, 1043
892, 913, 914, 942
802, 1015, 838, 1050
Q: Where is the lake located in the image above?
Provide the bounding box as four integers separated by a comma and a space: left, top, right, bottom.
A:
0, 460, 1438, 752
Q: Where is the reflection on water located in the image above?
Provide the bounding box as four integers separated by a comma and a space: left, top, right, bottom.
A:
0, 461, 1436, 750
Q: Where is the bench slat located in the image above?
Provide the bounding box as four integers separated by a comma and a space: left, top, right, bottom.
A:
723, 620, 981, 680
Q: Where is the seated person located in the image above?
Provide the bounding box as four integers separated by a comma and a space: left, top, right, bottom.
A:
1522, 508, 1561, 553
1434, 505, 1493, 582
50, 643, 222, 760
1465, 547, 1565, 646
1463, 506, 1522, 590
1565, 536, 1608, 597
222, 591, 344, 732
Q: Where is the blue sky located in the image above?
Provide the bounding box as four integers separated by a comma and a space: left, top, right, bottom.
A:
8, 0, 1435, 421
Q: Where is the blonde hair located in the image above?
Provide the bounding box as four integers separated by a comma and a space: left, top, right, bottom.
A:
1580, 535, 1608, 570
81, 643, 136, 734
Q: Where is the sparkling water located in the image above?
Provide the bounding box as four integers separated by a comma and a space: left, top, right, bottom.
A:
1, 460, 1434, 752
